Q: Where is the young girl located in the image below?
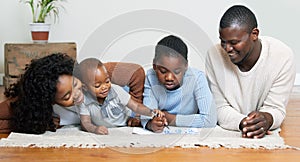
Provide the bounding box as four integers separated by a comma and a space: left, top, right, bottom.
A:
142, 35, 217, 132
77, 58, 166, 135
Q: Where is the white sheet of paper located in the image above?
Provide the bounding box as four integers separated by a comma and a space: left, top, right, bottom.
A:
132, 127, 199, 135
132, 127, 155, 135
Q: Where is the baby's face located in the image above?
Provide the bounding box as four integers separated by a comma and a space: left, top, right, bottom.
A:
86, 66, 111, 99
55, 75, 84, 107
154, 55, 187, 91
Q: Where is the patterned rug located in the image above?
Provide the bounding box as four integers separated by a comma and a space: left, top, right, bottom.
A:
0, 125, 295, 149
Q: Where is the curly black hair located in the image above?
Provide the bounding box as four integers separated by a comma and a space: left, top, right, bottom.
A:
6, 53, 75, 134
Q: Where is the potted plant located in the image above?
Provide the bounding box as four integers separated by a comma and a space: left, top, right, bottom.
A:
21, 0, 65, 43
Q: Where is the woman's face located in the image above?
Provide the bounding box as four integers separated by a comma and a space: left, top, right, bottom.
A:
54, 75, 84, 107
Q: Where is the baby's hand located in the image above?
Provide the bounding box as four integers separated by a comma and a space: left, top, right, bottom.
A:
94, 126, 108, 135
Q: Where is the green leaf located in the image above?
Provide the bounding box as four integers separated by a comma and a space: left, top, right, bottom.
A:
20, 0, 66, 23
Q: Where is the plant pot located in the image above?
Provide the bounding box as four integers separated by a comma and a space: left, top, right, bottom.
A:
29, 23, 51, 43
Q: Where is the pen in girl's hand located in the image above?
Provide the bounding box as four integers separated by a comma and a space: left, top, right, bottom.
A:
164, 123, 170, 129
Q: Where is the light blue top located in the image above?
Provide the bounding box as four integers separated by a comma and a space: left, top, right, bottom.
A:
141, 67, 217, 128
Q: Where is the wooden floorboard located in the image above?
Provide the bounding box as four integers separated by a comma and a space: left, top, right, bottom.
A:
1, 86, 300, 161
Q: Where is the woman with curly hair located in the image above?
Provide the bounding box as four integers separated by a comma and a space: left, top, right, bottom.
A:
5, 53, 83, 134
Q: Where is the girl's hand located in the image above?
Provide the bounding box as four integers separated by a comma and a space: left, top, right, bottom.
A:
149, 109, 168, 131
146, 117, 165, 133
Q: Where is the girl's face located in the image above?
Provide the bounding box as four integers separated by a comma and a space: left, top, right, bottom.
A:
55, 75, 84, 107
154, 55, 187, 91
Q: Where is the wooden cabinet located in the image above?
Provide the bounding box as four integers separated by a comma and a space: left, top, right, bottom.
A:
3, 42, 77, 91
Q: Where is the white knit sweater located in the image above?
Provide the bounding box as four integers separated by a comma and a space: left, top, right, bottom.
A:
205, 36, 296, 131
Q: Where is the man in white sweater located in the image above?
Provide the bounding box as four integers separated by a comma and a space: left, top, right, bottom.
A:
206, 5, 296, 138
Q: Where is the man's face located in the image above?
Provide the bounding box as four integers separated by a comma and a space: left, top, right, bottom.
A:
154, 55, 187, 91
219, 25, 255, 65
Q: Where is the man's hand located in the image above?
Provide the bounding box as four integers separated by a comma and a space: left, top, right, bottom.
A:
239, 111, 273, 138
146, 116, 168, 133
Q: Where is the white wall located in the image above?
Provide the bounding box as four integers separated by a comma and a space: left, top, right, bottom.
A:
1, 0, 299, 84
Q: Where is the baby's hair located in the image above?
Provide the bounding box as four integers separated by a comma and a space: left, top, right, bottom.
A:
8, 53, 75, 134
78, 58, 104, 85
154, 35, 188, 64
220, 5, 257, 33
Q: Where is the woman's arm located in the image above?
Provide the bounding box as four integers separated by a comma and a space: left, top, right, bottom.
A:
104, 62, 145, 103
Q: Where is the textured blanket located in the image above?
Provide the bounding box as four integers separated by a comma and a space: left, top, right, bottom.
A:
0, 125, 293, 150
